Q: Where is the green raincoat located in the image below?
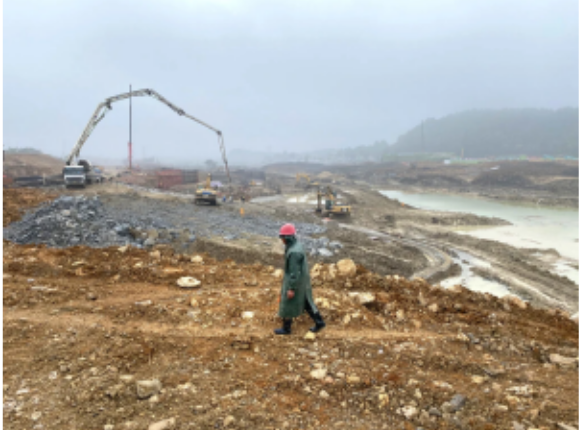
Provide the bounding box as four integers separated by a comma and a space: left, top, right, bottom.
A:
278, 237, 319, 319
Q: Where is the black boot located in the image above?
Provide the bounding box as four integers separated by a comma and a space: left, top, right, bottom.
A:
274, 319, 292, 335
309, 312, 326, 333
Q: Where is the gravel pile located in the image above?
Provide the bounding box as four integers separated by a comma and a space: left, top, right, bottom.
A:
3, 195, 190, 248
4, 195, 339, 254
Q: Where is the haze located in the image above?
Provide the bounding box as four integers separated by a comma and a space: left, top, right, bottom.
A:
4, 0, 578, 164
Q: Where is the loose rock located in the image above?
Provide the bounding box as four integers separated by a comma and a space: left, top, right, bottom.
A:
148, 417, 176, 430
336, 259, 357, 277
136, 379, 162, 399
176, 277, 201, 288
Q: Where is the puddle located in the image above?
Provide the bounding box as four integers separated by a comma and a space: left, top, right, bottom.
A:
442, 250, 513, 298
550, 260, 579, 284
381, 190, 579, 285
251, 195, 283, 204
287, 194, 318, 204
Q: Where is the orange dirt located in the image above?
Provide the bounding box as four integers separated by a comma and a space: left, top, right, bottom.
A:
3, 188, 58, 227
3, 188, 578, 430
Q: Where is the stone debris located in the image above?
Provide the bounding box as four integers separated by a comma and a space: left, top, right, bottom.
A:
502, 294, 528, 309
401, 405, 418, 419
148, 417, 176, 430
556, 424, 578, 430
176, 277, 201, 288
549, 354, 578, 367
336, 259, 357, 277
304, 332, 317, 341
348, 292, 376, 305
3, 194, 334, 252
135, 300, 153, 307
310, 368, 328, 380
136, 379, 162, 399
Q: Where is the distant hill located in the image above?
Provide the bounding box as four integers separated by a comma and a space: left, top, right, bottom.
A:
4, 147, 44, 155
390, 108, 579, 158
4, 153, 64, 177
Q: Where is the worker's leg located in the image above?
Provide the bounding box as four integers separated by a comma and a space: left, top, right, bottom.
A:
305, 299, 326, 333
274, 318, 293, 335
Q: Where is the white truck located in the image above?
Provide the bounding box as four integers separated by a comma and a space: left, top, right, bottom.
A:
62, 160, 103, 188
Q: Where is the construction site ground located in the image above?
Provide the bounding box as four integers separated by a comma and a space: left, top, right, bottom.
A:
3, 181, 579, 430
328, 160, 579, 209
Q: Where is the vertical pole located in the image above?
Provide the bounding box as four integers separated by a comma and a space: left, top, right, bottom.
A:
129, 84, 132, 171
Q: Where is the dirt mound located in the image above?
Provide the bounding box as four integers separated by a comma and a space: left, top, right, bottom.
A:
399, 174, 468, 187
4, 153, 64, 177
471, 171, 533, 188
540, 178, 579, 194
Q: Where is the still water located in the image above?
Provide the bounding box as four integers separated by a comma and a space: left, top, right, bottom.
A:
381, 190, 579, 286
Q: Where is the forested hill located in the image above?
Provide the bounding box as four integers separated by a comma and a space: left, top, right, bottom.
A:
390, 108, 579, 157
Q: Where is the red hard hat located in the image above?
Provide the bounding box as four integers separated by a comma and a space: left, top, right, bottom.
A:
279, 223, 296, 236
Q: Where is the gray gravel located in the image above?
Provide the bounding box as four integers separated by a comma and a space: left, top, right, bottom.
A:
4, 194, 337, 253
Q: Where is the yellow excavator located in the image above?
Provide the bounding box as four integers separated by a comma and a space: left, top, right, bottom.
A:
315, 186, 351, 218
195, 173, 218, 205
295, 173, 319, 190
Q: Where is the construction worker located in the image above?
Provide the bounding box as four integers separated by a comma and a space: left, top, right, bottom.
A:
275, 223, 326, 335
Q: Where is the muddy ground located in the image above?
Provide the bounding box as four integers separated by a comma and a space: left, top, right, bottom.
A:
326, 160, 579, 208
250, 180, 578, 315
3, 186, 579, 430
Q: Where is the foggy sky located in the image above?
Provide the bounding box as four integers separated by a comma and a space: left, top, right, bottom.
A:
4, 0, 579, 163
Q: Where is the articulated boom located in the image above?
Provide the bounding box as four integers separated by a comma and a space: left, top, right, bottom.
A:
67, 88, 230, 183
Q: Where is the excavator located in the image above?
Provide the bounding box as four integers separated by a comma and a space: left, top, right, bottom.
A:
315, 186, 351, 218
195, 173, 217, 205
295, 173, 319, 190
64, 88, 231, 187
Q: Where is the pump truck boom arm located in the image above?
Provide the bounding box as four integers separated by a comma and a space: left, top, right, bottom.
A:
66, 88, 230, 183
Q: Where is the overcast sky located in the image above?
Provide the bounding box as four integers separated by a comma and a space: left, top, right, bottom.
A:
4, 0, 578, 162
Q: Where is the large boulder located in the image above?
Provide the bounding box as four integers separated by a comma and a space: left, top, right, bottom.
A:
336, 259, 357, 277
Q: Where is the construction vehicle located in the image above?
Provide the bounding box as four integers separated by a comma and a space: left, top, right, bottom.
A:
315, 186, 351, 218
65, 88, 231, 186
63, 159, 103, 188
195, 174, 218, 205
295, 173, 319, 190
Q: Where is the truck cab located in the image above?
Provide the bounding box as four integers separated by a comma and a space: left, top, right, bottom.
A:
63, 165, 87, 188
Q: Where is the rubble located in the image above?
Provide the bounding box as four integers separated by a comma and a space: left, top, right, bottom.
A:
3, 194, 332, 252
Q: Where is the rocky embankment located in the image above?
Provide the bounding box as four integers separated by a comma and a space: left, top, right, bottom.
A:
3, 193, 344, 256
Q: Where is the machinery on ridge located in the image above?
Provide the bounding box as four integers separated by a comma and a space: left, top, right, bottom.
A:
64, 88, 231, 187
295, 173, 319, 190
315, 186, 351, 218
195, 173, 218, 205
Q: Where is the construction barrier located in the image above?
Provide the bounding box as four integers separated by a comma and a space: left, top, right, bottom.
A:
156, 169, 199, 189
157, 170, 182, 189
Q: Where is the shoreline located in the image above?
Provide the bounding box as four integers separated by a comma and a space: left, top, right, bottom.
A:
374, 182, 579, 210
